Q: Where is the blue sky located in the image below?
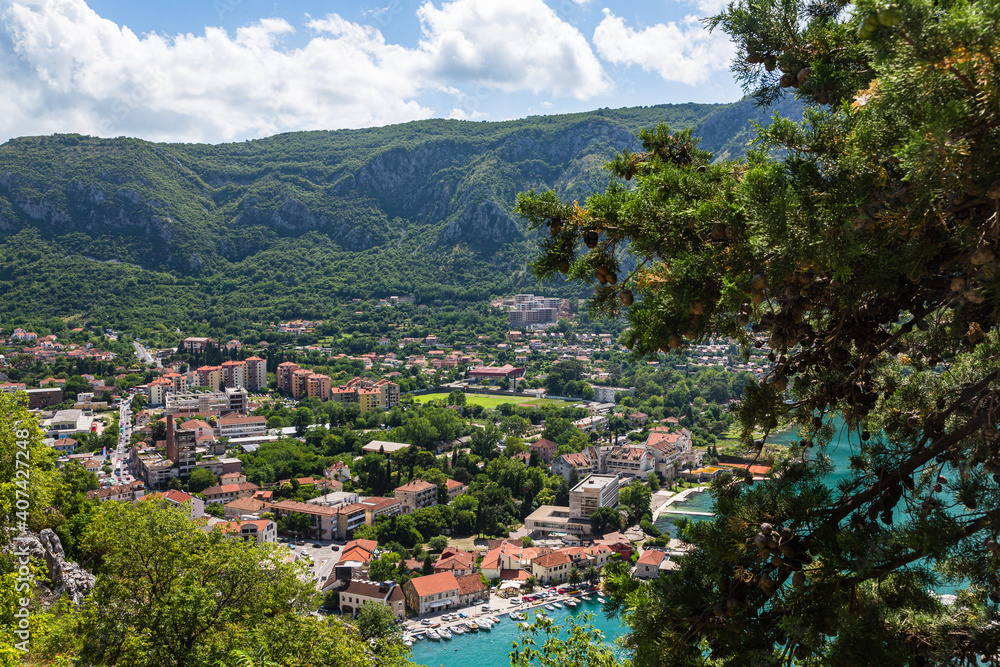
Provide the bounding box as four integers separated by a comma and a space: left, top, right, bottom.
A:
0, 0, 742, 143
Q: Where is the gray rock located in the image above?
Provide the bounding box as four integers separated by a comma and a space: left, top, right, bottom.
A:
6, 529, 95, 606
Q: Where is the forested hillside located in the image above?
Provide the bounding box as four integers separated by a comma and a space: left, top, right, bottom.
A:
0, 98, 797, 331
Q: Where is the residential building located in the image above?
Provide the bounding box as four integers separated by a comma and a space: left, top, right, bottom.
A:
220, 360, 246, 389
265, 499, 337, 540
403, 572, 461, 615
201, 482, 260, 505
455, 573, 489, 607
359, 496, 403, 525
605, 445, 654, 477
573, 415, 609, 434
182, 337, 217, 354
333, 538, 379, 581
86, 481, 145, 503
215, 519, 277, 544
531, 550, 573, 585
634, 549, 671, 579
530, 438, 559, 464
444, 479, 467, 502
339, 580, 406, 621
433, 548, 475, 576
196, 366, 224, 392
333, 503, 369, 540
142, 489, 205, 519
245, 356, 267, 390
362, 440, 410, 456
394, 479, 438, 513
591, 386, 633, 403
165, 390, 231, 416
25, 387, 63, 409
223, 496, 266, 520
165, 418, 197, 478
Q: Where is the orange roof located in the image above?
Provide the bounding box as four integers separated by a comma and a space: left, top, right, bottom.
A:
637, 549, 668, 566
532, 551, 571, 568
407, 571, 459, 598
716, 462, 772, 476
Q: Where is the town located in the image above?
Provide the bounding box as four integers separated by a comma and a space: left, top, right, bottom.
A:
1, 293, 779, 633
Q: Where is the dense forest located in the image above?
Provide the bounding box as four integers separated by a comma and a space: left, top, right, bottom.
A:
0, 98, 800, 333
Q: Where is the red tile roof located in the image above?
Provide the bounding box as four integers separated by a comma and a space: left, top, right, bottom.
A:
407, 572, 459, 597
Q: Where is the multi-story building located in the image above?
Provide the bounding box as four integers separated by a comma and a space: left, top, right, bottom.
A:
165, 390, 242, 416
403, 572, 461, 615
220, 360, 246, 389
182, 337, 217, 354
568, 474, 620, 519
338, 580, 406, 621
165, 418, 198, 478
147, 378, 172, 406
394, 480, 438, 513
201, 482, 260, 504
244, 356, 267, 390
218, 415, 267, 439
215, 518, 277, 544
444, 479, 467, 502
277, 362, 300, 393
508, 294, 560, 328
196, 366, 224, 392
265, 499, 338, 540
590, 386, 633, 404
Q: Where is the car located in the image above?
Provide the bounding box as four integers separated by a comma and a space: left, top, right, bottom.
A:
481, 605, 491, 612
288, 545, 296, 550
331, 545, 340, 551
558, 588, 567, 594
421, 619, 431, 625
313, 543, 323, 548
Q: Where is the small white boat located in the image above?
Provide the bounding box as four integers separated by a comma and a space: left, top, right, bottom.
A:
565, 600, 577, 607
439, 628, 452, 640
553, 602, 563, 609
452, 625, 465, 635
476, 618, 492, 630
403, 638, 413, 647
545, 604, 555, 611
413, 633, 425, 641
491, 616, 500, 624
510, 612, 524, 621
518, 622, 530, 629
426, 629, 440, 641
598, 596, 606, 603
581, 595, 592, 601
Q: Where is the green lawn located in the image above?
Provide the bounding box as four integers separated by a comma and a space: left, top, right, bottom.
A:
410, 392, 575, 409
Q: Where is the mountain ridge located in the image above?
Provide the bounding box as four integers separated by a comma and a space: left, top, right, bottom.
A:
0, 97, 802, 330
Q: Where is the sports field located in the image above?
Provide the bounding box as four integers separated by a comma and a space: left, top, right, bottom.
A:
410, 392, 574, 409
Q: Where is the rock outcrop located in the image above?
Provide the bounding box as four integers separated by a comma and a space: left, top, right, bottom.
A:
6, 529, 95, 605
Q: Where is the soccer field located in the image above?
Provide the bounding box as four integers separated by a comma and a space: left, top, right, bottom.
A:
410, 392, 574, 409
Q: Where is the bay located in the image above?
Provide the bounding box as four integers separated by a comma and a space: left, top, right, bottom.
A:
410, 597, 626, 667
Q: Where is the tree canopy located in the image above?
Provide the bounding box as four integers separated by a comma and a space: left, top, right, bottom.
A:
519, 0, 1000, 663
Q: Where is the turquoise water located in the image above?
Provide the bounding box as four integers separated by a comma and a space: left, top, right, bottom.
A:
410, 597, 625, 667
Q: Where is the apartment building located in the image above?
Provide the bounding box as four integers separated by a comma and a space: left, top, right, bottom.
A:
220, 360, 246, 389
394, 479, 438, 513
244, 356, 267, 390
181, 337, 217, 354
339, 581, 406, 621
403, 572, 461, 615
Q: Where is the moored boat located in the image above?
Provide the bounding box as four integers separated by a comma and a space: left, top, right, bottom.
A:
426, 629, 440, 641
476, 618, 492, 630
452, 625, 464, 635
545, 604, 555, 611
440, 628, 452, 640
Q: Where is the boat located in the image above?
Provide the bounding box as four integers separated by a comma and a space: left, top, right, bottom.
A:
439, 628, 452, 640
413, 634, 424, 641
581, 595, 592, 601
598, 596, 606, 603
464, 621, 478, 633
452, 625, 464, 635
491, 616, 500, 624
426, 629, 440, 641
403, 638, 413, 647
510, 612, 524, 621
545, 604, 555, 611
476, 618, 492, 630
519, 622, 530, 629
553, 602, 563, 609
565, 600, 577, 607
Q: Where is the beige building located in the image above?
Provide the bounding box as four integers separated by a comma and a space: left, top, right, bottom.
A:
339, 581, 406, 621
568, 474, 620, 519
394, 479, 438, 513
403, 572, 460, 615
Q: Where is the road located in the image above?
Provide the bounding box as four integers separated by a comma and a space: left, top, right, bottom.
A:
105, 396, 133, 487
282, 540, 343, 590
133, 340, 160, 367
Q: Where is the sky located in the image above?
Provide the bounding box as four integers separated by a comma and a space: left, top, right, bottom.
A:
0, 0, 742, 144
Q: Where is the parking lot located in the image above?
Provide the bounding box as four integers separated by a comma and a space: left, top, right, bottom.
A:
279, 538, 343, 588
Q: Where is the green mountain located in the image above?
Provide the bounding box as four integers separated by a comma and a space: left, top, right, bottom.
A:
0, 98, 800, 332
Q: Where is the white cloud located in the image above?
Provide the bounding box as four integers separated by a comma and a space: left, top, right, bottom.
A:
593, 9, 735, 86
676, 0, 731, 15
0, 0, 609, 143
416, 0, 610, 98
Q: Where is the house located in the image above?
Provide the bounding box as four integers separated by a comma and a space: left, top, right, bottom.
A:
403, 571, 461, 615
86, 481, 145, 503
634, 549, 671, 579
223, 496, 266, 520
334, 538, 379, 581
433, 548, 475, 576
456, 573, 489, 607
142, 489, 205, 520
394, 479, 438, 513
444, 479, 467, 502
530, 438, 559, 464
339, 580, 406, 621
217, 415, 267, 439
530, 550, 573, 585
201, 482, 260, 505
325, 461, 352, 483
214, 519, 277, 544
